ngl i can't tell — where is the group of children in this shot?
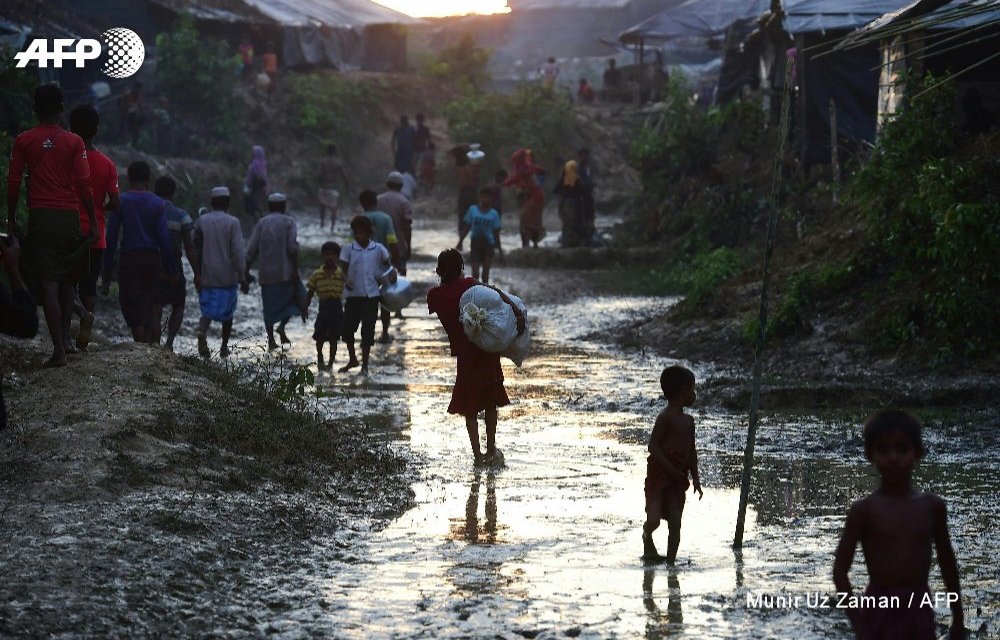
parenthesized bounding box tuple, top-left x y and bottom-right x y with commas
(643, 365, 965, 639)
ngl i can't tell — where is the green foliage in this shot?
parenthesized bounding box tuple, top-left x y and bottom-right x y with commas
(629, 76, 719, 192)
(850, 75, 1000, 356)
(742, 264, 857, 342)
(444, 84, 576, 175)
(419, 34, 491, 90)
(639, 247, 742, 305)
(0, 45, 36, 137)
(155, 15, 242, 145)
(284, 73, 378, 159)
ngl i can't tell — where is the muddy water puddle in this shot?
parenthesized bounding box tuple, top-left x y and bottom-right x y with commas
(73, 216, 998, 637)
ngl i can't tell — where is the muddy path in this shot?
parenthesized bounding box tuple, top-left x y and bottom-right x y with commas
(4, 212, 995, 638)
(238, 215, 998, 637)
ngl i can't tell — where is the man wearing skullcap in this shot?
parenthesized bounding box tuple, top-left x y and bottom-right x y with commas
(193, 186, 246, 358)
(245, 192, 305, 350)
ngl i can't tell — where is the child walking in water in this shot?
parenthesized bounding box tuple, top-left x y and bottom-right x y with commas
(428, 248, 524, 466)
(642, 365, 702, 563)
(833, 409, 964, 640)
(303, 241, 344, 371)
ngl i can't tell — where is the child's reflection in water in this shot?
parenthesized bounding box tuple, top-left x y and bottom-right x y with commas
(643, 568, 683, 637)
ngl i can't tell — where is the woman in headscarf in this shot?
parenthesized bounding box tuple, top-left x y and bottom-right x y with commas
(503, 148, 546, 248)
(244, 145, 269, 220)
(554, 149, 593, 248)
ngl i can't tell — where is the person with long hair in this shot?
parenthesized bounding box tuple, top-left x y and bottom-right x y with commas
(427, 248, 525, 466)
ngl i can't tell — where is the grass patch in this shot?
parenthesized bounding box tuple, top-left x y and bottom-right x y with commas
(627, 247, 742, 304)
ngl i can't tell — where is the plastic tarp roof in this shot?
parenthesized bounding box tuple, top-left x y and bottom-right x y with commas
(511, 0, 631, 10)
(241, 0, 419, 27)
(858, 0, 1000, 32)
(781, 0, 905, 33)
(620, 0, 770, 42)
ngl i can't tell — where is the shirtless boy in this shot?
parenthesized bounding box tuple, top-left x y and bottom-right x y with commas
(833, 409, 964, 639)
(642, 365, 703, 563)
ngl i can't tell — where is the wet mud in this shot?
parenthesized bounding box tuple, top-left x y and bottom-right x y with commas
(2, 213, 996, 637)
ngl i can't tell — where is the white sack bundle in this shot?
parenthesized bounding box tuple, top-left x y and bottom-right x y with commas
(501, 294, 530, 366)
(459, 285, 518, 353)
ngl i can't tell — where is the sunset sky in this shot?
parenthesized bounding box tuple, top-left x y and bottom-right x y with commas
(373, 0, 510, 18)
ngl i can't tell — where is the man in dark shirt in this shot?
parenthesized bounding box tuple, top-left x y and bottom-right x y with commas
(391, 115, 416, 174)
(1, 236, 39, 430)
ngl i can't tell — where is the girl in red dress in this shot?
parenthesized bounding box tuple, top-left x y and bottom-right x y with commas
(428, 248, 525, 465)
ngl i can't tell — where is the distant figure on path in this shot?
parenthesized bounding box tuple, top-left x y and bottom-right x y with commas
(103, 161, 176, 344)
(578, 78, 595, 103)
(554, 148, 595, 248)
(358, 189, 400, 343)
(245, 192, 304, 351)
(303, 241, 344, 371)
(391, 115, 416, 174)
(413, 113, 433, 188)
(7, 84, 96, 367)
(244, 145, 268, 220)
(339, 215, 392, 376)
(194, 186, 247, 358)
(428, 248, 524, 466)
(642, 365, 702, 563)
(317, 144, 350, 229)
(602, 59, 622, 101)
(68, 104, 119, 351)
(451, 144, 481, 243)
(151, 176, 199, 351)
(377, 172, 413, 275)
(503, 148, 546, 248)
(833, 410, 964, 640)
(456, 187, 502, 284)
(540, 57, 559, 88)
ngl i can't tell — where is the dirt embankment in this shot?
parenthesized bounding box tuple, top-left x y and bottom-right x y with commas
(0, 333, 413, 635)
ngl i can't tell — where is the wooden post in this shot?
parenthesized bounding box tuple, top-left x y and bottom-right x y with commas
(796, 33, 807, 167)
(734, 53, 795, 550)
(637, 38, 646, 106)
(829, 98, 840, 204)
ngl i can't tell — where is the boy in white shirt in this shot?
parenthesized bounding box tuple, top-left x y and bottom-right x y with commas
(338, 215, 392, 375)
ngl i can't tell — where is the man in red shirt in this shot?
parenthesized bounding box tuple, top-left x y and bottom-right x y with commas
(69, 104, 120, 350)
(6, 84, 96, 367)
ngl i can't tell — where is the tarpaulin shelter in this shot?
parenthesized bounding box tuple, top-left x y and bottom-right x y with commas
(148, 0, 419, 71)
(756, 0, 905, 166)
(618, 0, 771, 104)
(835, 0, 1000, 129)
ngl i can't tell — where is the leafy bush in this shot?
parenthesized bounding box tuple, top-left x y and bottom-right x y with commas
(742, 263, 857, 343)
(444, 84, 576, 176)
(0, 45, 36, 138)
(155, 15, 242, 146)
(850, 75, 1000, 356)
(639, 247, 742, 305)
(419, 34, 491, 90)
(284, 72, 378, 159)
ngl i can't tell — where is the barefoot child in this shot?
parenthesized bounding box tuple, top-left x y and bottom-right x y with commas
(456, 187, 502, 284)
(642, 365, 703, 563)
(833, 409, 964, 640)
(428, 248, 524, 466)
(303, 241, 344, 371)
(339, 215, 391, 376)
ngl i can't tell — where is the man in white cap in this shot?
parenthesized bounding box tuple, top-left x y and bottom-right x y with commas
(376, 172, 413, 276)
(245, 192, 305, 350)
(193, 186, 247, 358)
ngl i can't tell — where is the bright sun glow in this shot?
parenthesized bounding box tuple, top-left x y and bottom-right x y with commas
(373, 0, 510, 17)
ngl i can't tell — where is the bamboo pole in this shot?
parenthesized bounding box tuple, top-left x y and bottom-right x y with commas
(733, 53, 795, 550)
(829, 98, 840, 204)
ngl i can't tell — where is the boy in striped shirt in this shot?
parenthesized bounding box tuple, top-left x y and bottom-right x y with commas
(303, 241, 344, 371)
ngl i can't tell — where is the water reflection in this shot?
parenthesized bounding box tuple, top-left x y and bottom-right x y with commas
(448, 470, 500, 545)
(643, 568, 683, 638)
